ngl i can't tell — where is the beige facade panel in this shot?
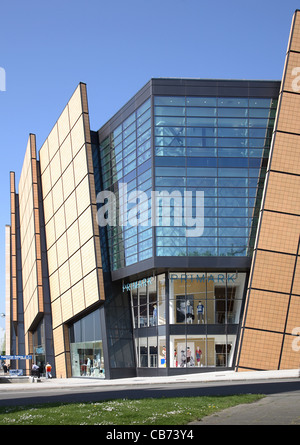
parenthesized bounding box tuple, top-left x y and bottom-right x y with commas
(280, 335, 300, 369)
(52, 297, 62, 330)
(69, 250, 83, 285)
(244, 289, 289, 333)
(47, 124, 60, 164)
(84, 269, 99, 307)
(5, 225, 11, 355)
(257, 211, 300, 255)
(237, 10, 300, 371)
(250, 250, 295, 294)
(66, 221, 80, 256)
(68, 84, 83, 129)
(73, 145, 88, 185)
(290, 11, 300, 52)
(61, 289, 73, 323)
(291, 261, 300, 295)
(62, 162, 75, 200)
(60, 134, 73, 174)
(282, 51, 300, 94)
(72, 280, 85, 314)
(18, 135, 44, 333)
(53, 325, 66, 356)
(264, 171, 300, 215)
(71, 114, 85, 157)
(54, 352, 68, 379)
(57, 105, 70, 146)
(238, 329, 283, 370)
(270, 132, 300, 176)
(39, 83, 105, 378)
(285, 295, 300, 334)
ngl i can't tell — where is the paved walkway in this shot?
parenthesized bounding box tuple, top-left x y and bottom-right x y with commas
(1, 369, 299, 425)
(0, 368, 299, 390)
(190, 391, 300, 425)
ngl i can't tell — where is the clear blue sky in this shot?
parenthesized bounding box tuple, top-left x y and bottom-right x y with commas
(0, 0, 298, 328)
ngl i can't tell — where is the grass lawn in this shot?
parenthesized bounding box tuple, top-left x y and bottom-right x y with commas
(0, 394, 264, 425)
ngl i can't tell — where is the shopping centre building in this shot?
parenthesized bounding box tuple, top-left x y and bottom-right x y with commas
(5, 10, 300, 378)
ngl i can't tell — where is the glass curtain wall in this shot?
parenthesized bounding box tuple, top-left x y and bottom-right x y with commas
(32, 319, 46, 375)
(154, 96, 277, 257)
(130, 272, 245, 369)
(69, 309, 105, 378)
(99, 98, 152, 270)
(169, 272, 246, 368)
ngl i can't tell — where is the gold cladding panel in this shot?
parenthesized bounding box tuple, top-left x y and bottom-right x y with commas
(75, 176, 91, 216)
(50, 150, 62, 188)
(290, 261, 300, 295)
(290, 11, 300, 52)
(39, 140, 49, 174)
(57, 105, 70, 146)
(73, 146, 88, 185)
(81, 238, 96, 277)
(41, 165, 52, 199)
(60, 134, 73, 174)
(47, 124, 60, 163)
(285, 295, 300, 334)
(282, 51, 300, 93)
(69, 250, 83, 286)
(264, 171, 300, 215)
(52, 298, 62, 329)
(68, 84, 83, 129)
(270, 132, 300, 176)
(64, 191, 78, 228)
(61, 289, 73, 323)
(257, 211, 300, 255)
(71, 280, 85, 314)
(66, 221, 80, 257)
(62, 163, 75, 200)
(56, 233, 68, 268)
(280, 335, 300, 369)
(250, 250, 295, 294)
(243, 289, 289, 332)
(71, 115, 85, 157)
(238, 329, 283, 370)
(52, 180, 64, 214)
(277, 92, 300, 135)
(78, 208, 94, 246)
(84, 269, 99, 307)
(58, 261, 71, 295)
(54, 205, 66, 240)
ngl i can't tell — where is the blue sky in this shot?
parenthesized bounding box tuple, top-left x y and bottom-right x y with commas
(0, 0, 298, 328)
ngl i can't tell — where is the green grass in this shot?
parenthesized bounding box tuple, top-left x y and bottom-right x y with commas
(0, 394, 264, 425)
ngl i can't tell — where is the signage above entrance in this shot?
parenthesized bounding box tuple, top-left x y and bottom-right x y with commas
(0, 355, 32, 360)
(169, 273, 237, 283)
(123, 277, 154, 292)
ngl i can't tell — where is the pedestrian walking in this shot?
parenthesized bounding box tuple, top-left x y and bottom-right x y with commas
(31, 363, 40, 378)
(45, 362, 52, 379)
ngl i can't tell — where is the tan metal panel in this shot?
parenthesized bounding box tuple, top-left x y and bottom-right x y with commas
(237, 10, 300, 372)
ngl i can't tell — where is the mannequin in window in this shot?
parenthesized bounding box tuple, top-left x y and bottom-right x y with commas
(197, 301, 205, 324)
(186, 300, 194, 324)
(153, 304, 157, 326)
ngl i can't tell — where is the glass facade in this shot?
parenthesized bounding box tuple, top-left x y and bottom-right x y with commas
(99, 98, 152, 270)
(154, 96, 277, 257)
(69, 309, 105, 378)
(32, 319, 46, 375)
(95, 81, 280, 375)
(130, 272, 246, 369)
